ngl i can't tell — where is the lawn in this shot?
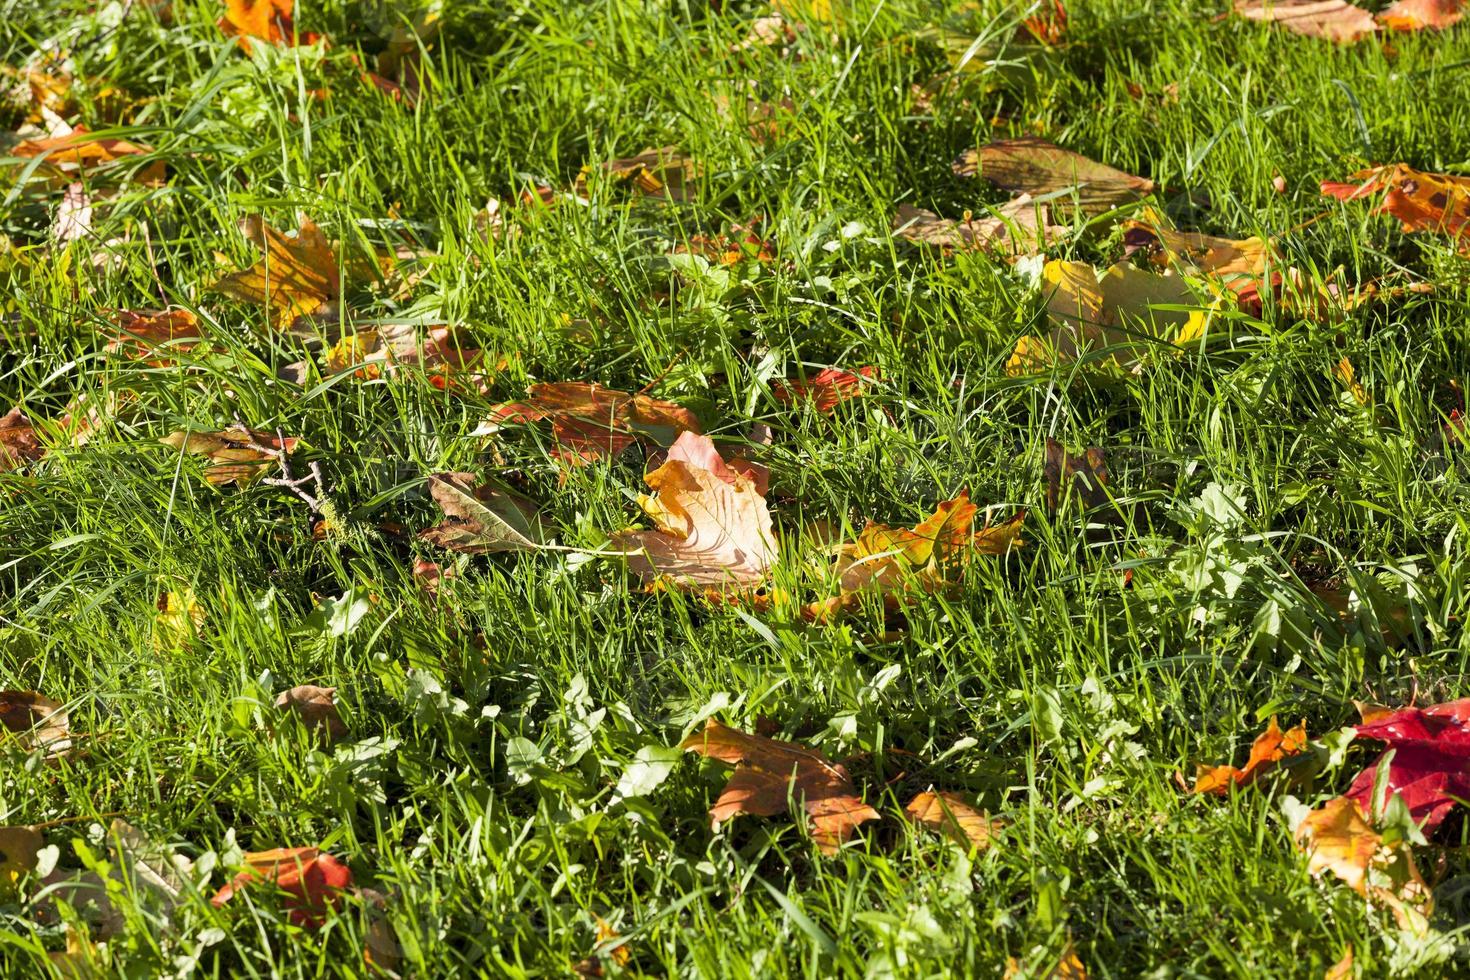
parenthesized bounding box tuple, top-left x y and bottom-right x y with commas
(2, 0, 1470, 976)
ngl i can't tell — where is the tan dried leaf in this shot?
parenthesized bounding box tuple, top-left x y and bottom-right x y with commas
(1234, 1, 1378, 42)
(275, 685, 348, 743)
(0, 691, 71, 759)
(905, 791, 1001, 851)
(953, 138, 1153, 215)
(159, 426, 298, 486)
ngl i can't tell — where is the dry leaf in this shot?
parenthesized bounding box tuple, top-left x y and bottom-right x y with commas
(1325, 945, 1353, 980)
(953, 138, 1153, 216)
(53, 182, 91, 243)
(771, 366, 876, 413)
(0, 407, 45, 470)
(412, 558, 456, 598)
(219, 0, 321, 48)
(1377, 0, 1464, 30)
(1120, 208, 1271, 285)
(1191, 717, 1307, 794)
(1023, 0, 1069, 44)
(1007, 260, 1215, 376)
(1043, 438, 1110, 512)
(211, 217, 384, 328)
(1321, 164, 1470, 256)
(905, 791, 1001, 851)
(106, 309, 202, 362)
(159, 426, 298, 486)
(1234, 1, 1379, 42)
(275, 685, 348, 743)
(325, 324, 494, 392)
(610, 432, 777, 591)
(11, 127, 160, 183)
(680, 719, 880, 853)
(0, 691, 71, 759)
(893, 198, 1067, 255)
(0, 825, 43, 897)
(482, 381, 700, 466)
(1005, 943, 1088, 979)
(418, 472, 545, 554)
(578, 146, 699, 202)
(211, 847, 353, 927)
(1294, 796, 1432, 932)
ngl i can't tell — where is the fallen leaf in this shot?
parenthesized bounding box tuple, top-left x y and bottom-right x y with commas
(680, 719, 879, 853)
(1234, 0, 1379, 42)
(1376, 0, 1463, 30)
(656, 426, 769, 496)
(418, 472, 545, 554)
(1325, 945, 1353, 980)
(771, 366, 877, 413)
(1043, 438, 1110, 511)
(0, 825, 42, 897)
(219, 0, 322, 48)
(1191, 717, 1307, 794)
(905, 791, 1001, 851)
(212, 217, 384, 328)
(893, 198, 1068, 255)
(154, 586, 204, 650)
(1341, 699, 1470, 832)
(275, 685, 348, 743)
(1322, 164, 1470, 255)
(412, 558, 456, 597)
(325, 324, 494, 392)
(212, 847, 353, 927)
(578, 146, 699, 202)
(53, 182, 91, 243)
(1005, 943, 1088, 979)
(11, 127, 160, 182)
(0, 690, 71, 759)
(159, 426, 298, 486)
(481, 382, 700, 466)
(1334, 357, 1370, 406)
(1023, 0, 1069, 44)
(1121, 208, 1272, 284)
(0, 406, 45, 470)
(610, 432, 777, 591)
(1007, 260, 1214, 375)
(953, 138, 1153, 216)
(105, 309, 203, 362)
(1294, 796, 1432, 931)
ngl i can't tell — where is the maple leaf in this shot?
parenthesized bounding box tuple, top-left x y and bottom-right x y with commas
(325, 325, 495, 392)
(1233, 0, 1378, 42)
(1377, 0, 1464, 30)
(893, 198, 1067, 255)
(905, 791, 1002, 851)
(1006, 260, 1215, 376)
(953, 138, 1153, 216)
(1340, 699, 1470, 832)
(211, 217, 385, 328)
(577, 147, 699, 202)
(1294, 796, 1433, 932)
(1121, 209, 1271, 283)
(610, 432, 777, 591)
(159, 426, 298, 486)
(418, 472, 545, 554)
(275, 685, 348, 743)
(771, 366, 877, 413)
(1191, 717, 1307, 795)
(1321, 164, 1470, 256)
(0, 406, 44, 471)
(680, 719, 880, 853)
(105, 309, 203, 363)
(211, 847, 353, 927)
(0, 690, 71, 760)
(481, 382, 700, 466)
(1043, 438, 1110, 512)
(219, 0, 322, 49)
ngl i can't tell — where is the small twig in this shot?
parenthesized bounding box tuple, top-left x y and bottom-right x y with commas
(237, 420, 326, 512)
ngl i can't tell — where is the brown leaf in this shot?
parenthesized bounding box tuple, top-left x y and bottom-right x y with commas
(1191, 717, 1307, 794)
(680, 719, 879, 853)
(905, 791, 1001, 851)
(953, 138, 1153, 216)
(106, 309, 203, 363)
(275, 685, 348, 743)
(159, 426, 298, 486)
(1234, 0, 1379, 42)
(412, 558, 456, 598)
(0, 825, 43, 897)
(11, 127, 161, 183)
(1322, 164, 1470, 256)
(0, 407, 45, 471)
(211, 217, 385, 328)
(0, 691, 71, 759)
(1377, 0, 1464, 29)
(578, 146, 699, 202)
(1120, 208, 1272, 284)
(1043, 438, 1110, 512)
(482, 381, 700, 466)
(610, 432, 777, 591)
(418, 472, 545, 554)
(893, 198, 1068, 255)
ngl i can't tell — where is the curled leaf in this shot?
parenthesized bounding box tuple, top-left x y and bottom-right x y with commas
(481, 382, 700, 466)
(418, 472, 545, 554)
(1191, 717, 1307, 795)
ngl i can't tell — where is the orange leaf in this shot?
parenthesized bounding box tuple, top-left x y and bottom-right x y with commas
(211, 217, 383, 328)
(905, 791, 1002, 851)
(219, 0, 322, 48)
(1191, 717, 1307, 794)
(1377, 0, 1463, 30)
(160, 426, 298, 486)
(680, 719, 879, 853)
(106, 309, 202, 363)
(837, 491, 1024, 596)
(1293, 797, 1432, 931)
(483, 382, 700, 466)
(1321, 164, 1470, 254)
(11, 127, 161, 183)
(610, 432, 777, 591)
(0, 407, 44, 471)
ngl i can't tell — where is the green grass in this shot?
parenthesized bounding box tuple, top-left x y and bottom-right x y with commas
(3, 0, 1470, 975)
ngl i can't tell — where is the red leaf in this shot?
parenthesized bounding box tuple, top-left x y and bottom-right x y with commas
(211, 848, 353, 928)
(1344, 699, 1470, 831)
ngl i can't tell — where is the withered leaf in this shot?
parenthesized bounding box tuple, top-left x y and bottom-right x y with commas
(482, 382, 700, 466)
(1043, 438, 1110, 512)
(1377, 0, 1464, 30)
(610, 432, 777, 591)
(0, 691, 71, 759)
(275, 685, 348, 744)
(211, 217, 385, 328)
(1233, 0, 1378, 42)
(219, 0, 321, 48)
(1294, 796, 1432, 932)
(160, 426, 298, 486)
(905, 791, 1001, 851)
(106, 309, 203, 362)
(0, 825, 43, 896)
(325, 325, 494, 393)
(953, 138, 1153, 216)
(578, 147, 699, 202)
(680, 719, 880, 853)
(418, 472, 545, 554)
(1322, 164, 1470, 256)
(893, 198, 1067, 255)
(1191, 717, 1307, 795)
(0, 407, 44, 471)
(11, 127, 161, 183)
